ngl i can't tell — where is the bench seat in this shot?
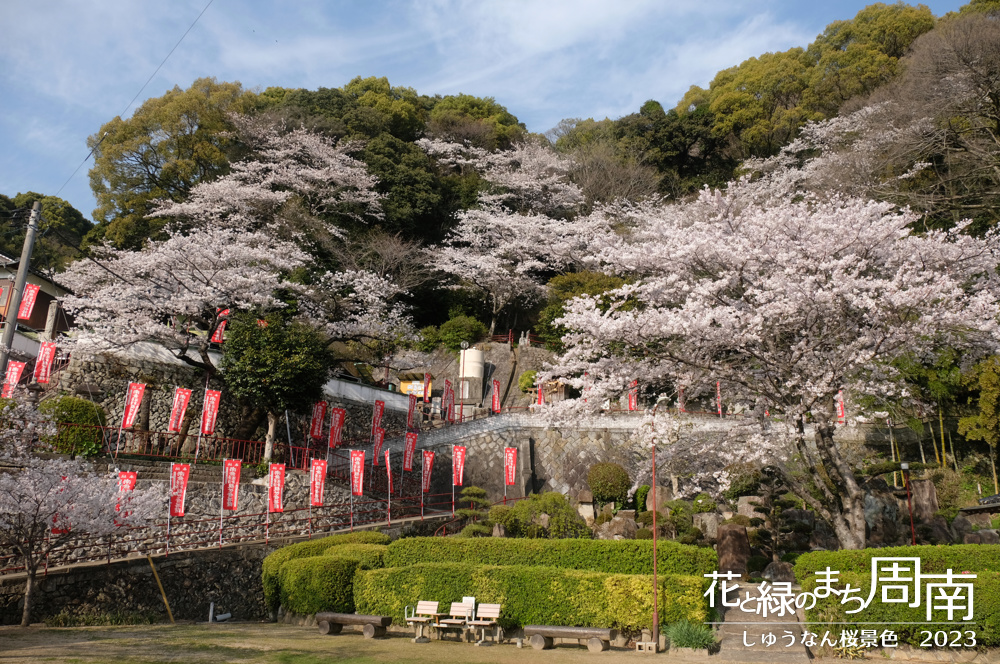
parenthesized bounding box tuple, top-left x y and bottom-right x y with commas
(524, 625, 617, 652)
(315, 612, 391, 638)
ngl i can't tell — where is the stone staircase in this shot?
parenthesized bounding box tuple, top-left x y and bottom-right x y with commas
(717, 584, 812, 662)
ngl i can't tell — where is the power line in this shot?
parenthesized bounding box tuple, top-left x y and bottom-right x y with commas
(53, 0, 216, 199)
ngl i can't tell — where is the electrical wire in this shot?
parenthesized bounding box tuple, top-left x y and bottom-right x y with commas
(53, 0, 216, 199)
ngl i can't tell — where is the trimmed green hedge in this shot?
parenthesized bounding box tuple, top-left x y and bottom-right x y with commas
(795, 545, 1000, 580)
(263, 531, 390, 609)
(354, 562, 710, 631)
(278, 556, 363, 615)
(802, 571, 1000, 647)
(383, 537, 717, 575)
(322, 543, 386, 569)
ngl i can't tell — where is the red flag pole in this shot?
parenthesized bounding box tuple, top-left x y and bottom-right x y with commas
(219, 459, 225, 549)
(350, 462, 354, 532)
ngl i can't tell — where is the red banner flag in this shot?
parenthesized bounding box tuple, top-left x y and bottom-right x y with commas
(201, 389, 222, 436)
(837, 390, 846, 424)
(373, 427, 385, 464)
(371, 399, 384, 438)
(328, 407, 345, 448)
(222, 459, 241, 511)
(504, 447, 517, 486)
(492, 378, 501, 413)
(406, 393, 417, 429)
(121, 382, 146, 428)
(116, 471, 137, 515)
(210, 308, 229, 343)
(33, 341, 57, 383)
(1, 360, 25, 398)
(268, 463, 285, 513)
(537, 383, 544, 406)
(17, 283, 40, 320)
(423, 372, 431, 402)
(168, 387, 192, 432)
(716, 381, 722, 417)
(385, 450, 393, 494)
(453, 445, 466, 486)
(169, 463, 190, 517)
(403, 431, 418, 471)
(310, 400, 327, 439)
(310, 459, 327, 507)
(628, 380, 638, 411)
(350, 450, 365, 496)
(422, 450, 434, 493)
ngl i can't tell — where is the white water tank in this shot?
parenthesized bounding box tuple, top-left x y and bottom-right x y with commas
(459, 348, 485, 401)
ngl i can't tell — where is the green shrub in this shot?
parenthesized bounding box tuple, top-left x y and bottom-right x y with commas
(438, 316, 487, 351)
(323, 543, 386, 569)
(635, 485, 651, 512)
(262, 531, 390, 609)
(39, 396, 107, 456)
(794, 545, 1000, 581)
(722, 464, 762, 501)
(416, 325, 440, 352)
(588, 462, 630, 508)
(802, 570, 1000, 646)
(666, 620, 717, 649)
(354, 562, 710, 631)
(383, 537, 717, 576)
(277, 556, 362, 615)
(636, 528, 654, 540)
(518, 370, 537, 393)
(692, 493, 717, 514)
(459, 524, 493, 538)
(780, 552, 801, 564)
(724, 515, 751, 527)
(747, 555, 769, 574)
(488, 492, 590, 539)
(45, 608, 159, 626)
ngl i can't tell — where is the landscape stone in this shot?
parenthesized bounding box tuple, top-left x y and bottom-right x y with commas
(492, 523, 506, 537)
(736, 496, 763, 519)
(909, 480, 939, 522)
(594, 514, 637, 540)
(762, 561, 796, 584)
(716, 524, 751, 576)
(645, 486, 673, 513)
(980, 530, 1000, 544)
(693, 512, 720, 539)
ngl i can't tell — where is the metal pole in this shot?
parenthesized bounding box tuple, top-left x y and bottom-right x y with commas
(219, 459, 225, 549)
(0, 201, 40, 378)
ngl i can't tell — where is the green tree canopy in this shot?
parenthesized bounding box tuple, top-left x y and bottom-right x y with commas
(0, 192, 92, 272)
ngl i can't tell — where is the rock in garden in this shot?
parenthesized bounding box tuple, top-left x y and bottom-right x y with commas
(716, 524, 751, 576)
(594, 514, 637, 540)
(762, 561, 796, 584)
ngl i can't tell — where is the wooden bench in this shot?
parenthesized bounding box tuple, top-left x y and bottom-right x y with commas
(435, 601, 475, 640)
(467, 603, 502, 646)
(315, 612, 392, 638)
(523, 625, 617, 652)
(404, 601, 442, 643)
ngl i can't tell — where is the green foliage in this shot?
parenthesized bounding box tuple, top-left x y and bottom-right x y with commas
(1, 192, 93, 271)
(322, 543, 386, 570)
(692, 493, 717, 514)
(724, 514, 752, 527)
(458, 524, 493, 538)
(354, 562, 710, 630)
(722, 464, 762, 501)
(587, 462, 631, 508)
(747, 556, 769, 574)
(535, 272, 627, 351)
(455, 486, 490, 524)
(636, 528, 654, 540)
(39, 396, 107, 456)
(277, 556, 362, 615)
(929, 467, 980, 520)
(382, 536, 717, 576)
(221, 314, 334, 418)
(666, 620, 718, 649)
(87, 77, 257, 250)
(635, 485, 651, 512)
(517, 370, 537, 394)
(487, 492, 590, 539)
(45, 608, 159, 626)
(416, 326, 440, 352)
(262, 531, 390, 609)
(437, 315, 487, 351)
(795, 545, 1000, 580)
(427, 93, 525, 150)
(960, 355, 1000, 493)
(802, 570, 1000, 646)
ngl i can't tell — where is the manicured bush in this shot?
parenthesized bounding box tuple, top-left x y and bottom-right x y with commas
(667, 620, 718, 649)
(636, 528, 654, 539)
(39, 396, 107, 456)
(458, 524, 492, 538)
(416, 325, 440, 352)
(438, 315, 487, 351)
(277, 556, 362, 615)
(322, 543, 386, 569)
(634, 485, 651, 512)
(489, 491, 590, 539)
(587, 462, 630, 508)
(794, 545, 1000, 581)
(692, 493, 717, 514)
(354, 562, 710, 631)
(383, 537, 717, 576)
(262, 531, 390, 609)
(518, 370, 537, 393)
(801, 570, 1000, 647)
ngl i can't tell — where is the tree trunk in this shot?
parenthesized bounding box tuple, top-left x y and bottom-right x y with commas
(232, 406, 266, 442)
(21, 569, 35, 627)
(178, 410, 196, 456)
(264, 412, 279, 461)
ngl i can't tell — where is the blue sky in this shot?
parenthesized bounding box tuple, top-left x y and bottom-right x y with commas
(0, 0, 967, 224)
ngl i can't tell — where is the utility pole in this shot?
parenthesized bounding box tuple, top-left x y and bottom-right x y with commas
(0, 201, 41, 378)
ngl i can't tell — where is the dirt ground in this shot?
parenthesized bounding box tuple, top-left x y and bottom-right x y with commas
(0, 622, 709, 664)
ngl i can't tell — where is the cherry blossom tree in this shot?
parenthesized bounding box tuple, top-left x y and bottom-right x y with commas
(548, 179, 1000, 549)
(0, 400, 165, 626)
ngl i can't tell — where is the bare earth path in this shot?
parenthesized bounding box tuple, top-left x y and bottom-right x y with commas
(0, 622, 713, 664)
